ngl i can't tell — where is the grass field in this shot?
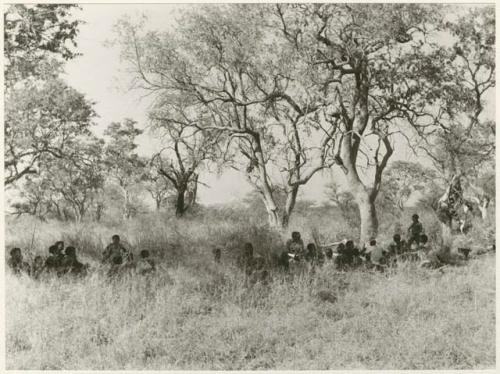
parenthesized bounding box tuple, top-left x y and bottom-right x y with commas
(5, 212, 496, 370)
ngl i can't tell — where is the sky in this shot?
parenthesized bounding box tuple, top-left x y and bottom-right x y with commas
(60, 4, 494, 206)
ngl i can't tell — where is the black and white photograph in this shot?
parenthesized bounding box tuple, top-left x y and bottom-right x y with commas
(3, 1, 496, 370)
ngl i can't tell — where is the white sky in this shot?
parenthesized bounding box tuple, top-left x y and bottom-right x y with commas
(61, 4, 494, 205)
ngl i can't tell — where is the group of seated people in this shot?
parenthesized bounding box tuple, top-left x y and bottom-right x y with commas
(7, 234, 156, 279)
(280, 214, 450, 270)
(7, 214, 477, 281)
(8, 241, 89, 279)
(217, 214, 469, 275)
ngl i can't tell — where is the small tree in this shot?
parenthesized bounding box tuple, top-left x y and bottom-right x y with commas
(142, 161, 174, 211)
(103, 119, 146, 220)
(149, 102, 221, 217)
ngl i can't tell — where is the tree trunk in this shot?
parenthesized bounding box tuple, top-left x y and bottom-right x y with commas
(355, 190, 378, 246)
(155, 197, 162, 211)
(478, 198, 490, 221)
(123, 188, 131, 220)
(175, 186, 187, 217)
(281, 186, 299, 229)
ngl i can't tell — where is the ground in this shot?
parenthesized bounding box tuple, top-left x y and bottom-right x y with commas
(4, 212, 496, 370)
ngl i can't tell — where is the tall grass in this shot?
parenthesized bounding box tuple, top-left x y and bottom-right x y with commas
(5, 213, 496, 370)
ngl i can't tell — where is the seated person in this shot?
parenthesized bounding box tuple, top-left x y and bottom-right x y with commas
(365, 239, 387, 266)
(136, 250, 156, 275)
(31, 255, 45, 280)
(7, 247, 30, 275)
(388, 234, 406, 256)
(45, 245, 65, 273)
(103, 234, 130, 265)
(286, 231, 305, 259)
(61, 246, 87, 276)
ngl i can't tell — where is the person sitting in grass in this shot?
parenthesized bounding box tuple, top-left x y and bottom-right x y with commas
(136, 250, 156, 275)
(365, 239, 388, 270)
(407, 214, 424, 249)
(212, 247, 222, 264)
(304, 243, 317, 263)
(45, 244, 65, 274)
(61, 246, 87, 276)
(324, 247, 334, 261)
(103, 234, 130, 265)
(335, 240, 360, 269)
(388, 234, 406, 256)
(286, 231, 305, 260)
(31, 255, 45, 280)
(7, 247, 30, 275)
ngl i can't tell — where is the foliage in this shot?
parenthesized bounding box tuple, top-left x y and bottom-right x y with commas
(4, 4, 81, 85)
(5, 78, 95, 186)
(103, 119, 146, 219)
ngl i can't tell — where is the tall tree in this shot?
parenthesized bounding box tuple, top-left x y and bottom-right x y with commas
(5, 79, 95, 185)
(4, 4, 94, 187)
(274, 4, 448, 243)
(142, 160, 174, 211)
(113, 5, 338, 228)
(417, 7, 495, 181)
(103, 119, 146, 220)
(148, 102, 221, 217)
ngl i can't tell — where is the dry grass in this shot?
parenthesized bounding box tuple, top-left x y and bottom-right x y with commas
(5, 214, 496, 370)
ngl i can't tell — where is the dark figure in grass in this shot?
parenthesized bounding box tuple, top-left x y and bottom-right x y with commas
(45, 244, 65, 274)
(103, 234, 130, 265)
(407, 214, 424, 249)
(136, 250, 156, 275)
(335, 240, 361, 269)
(286, 231, 305, 260)
(277, 251, 290, 271)
(31, 255, 45, 280)
(388, 234, 406, 256)
(61, 246, 87, 276)
(324, 247, 334, 261)
(212, 247, 222, 264)
(7, 247, 30, 275)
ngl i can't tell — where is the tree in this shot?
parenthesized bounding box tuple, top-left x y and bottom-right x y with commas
(5, 78, 95, 186)
(148, 102, 221, 217)
(45, 136, 105, 221)
(103, 119, 146, 220)
(4, 5, 93, 187)
(380, 161, 438, 214)
(4, 4, 81, 85)
(275, 4, 443, 243)
(113, 5, 338, 228)
(417, 7, 495, 181)
(142, 161, 174, 211)
(325, 181, 359, 228)
(12, 135, 105, 221)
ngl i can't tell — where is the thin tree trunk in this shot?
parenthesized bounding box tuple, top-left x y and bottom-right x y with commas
(356, 190, 378, 246)
(281, 186, 299, 229)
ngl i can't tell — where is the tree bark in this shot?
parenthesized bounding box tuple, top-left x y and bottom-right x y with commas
(355, 190, 378, 245)
(175, 185, 187, 217)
